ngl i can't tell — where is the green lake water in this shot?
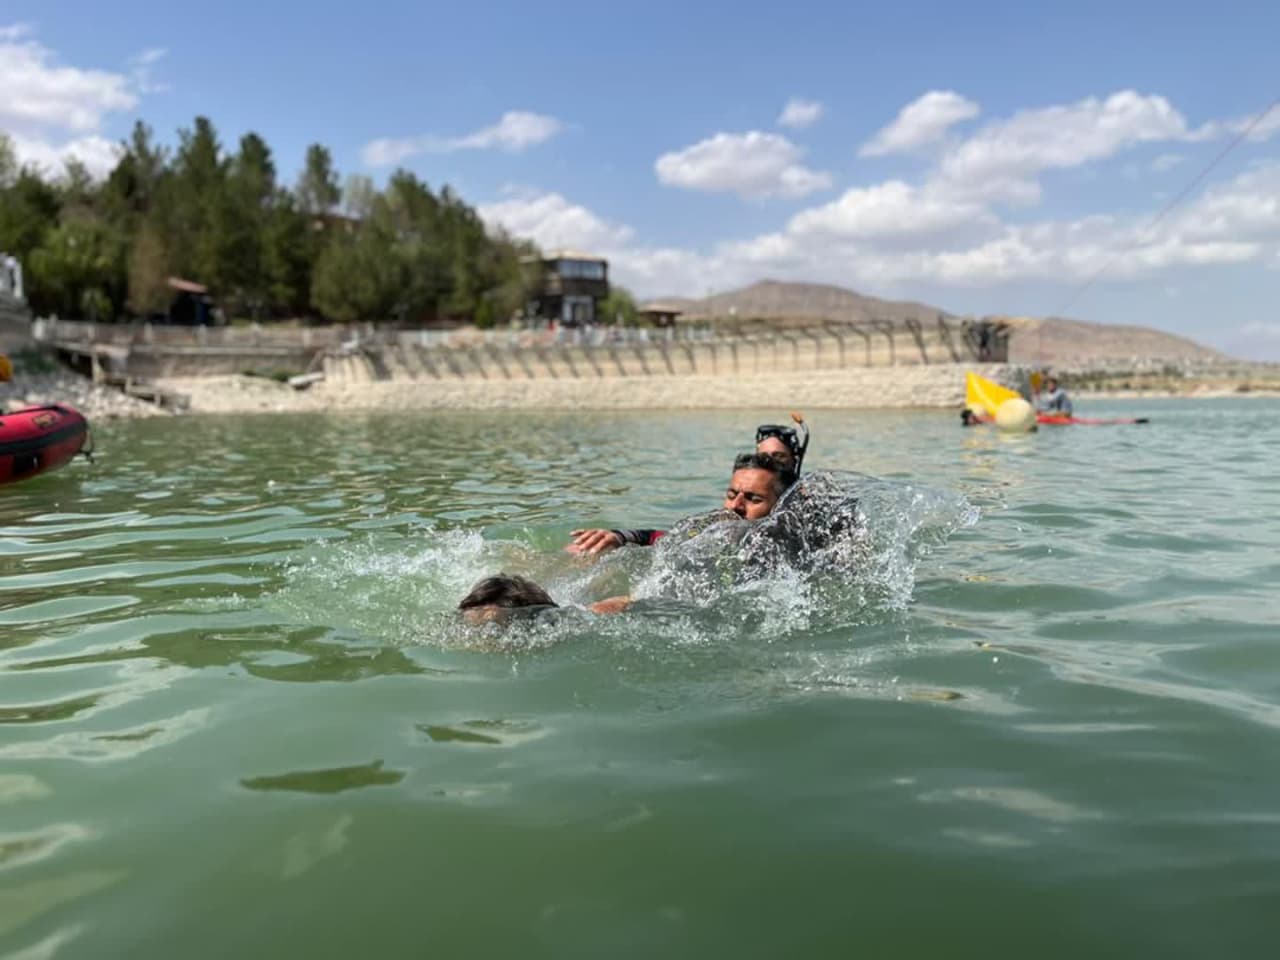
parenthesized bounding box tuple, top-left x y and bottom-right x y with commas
(2, 399, 1278, 958)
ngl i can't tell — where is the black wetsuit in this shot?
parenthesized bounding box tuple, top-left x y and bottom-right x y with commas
(612, 528, 666, 546)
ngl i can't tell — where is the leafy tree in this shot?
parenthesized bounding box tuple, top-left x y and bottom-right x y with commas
(297, 144, 340, 216)
(0, 168, 60, 262)
(2, 117, 544, 325)
(341, 174, 377, 219)
(102, 122, 169, 226)
(263, 190, 312, 316)
(168, 116, 227, 287)
(599, 285, 638, 325)
(127, 218, 171, 316)
(0, 133, 16, 187)
(29, 220, 125, 320)
(219, 132, 278, 316)
(311, 224, 405, 323)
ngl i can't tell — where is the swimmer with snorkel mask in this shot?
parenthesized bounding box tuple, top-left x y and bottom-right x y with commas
(565, 413, 810, 555)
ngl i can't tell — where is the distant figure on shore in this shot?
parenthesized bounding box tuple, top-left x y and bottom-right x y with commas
(1036, 376, 1073, 417)
(567, 418, 807, 555)
(0, 254, 23, 300)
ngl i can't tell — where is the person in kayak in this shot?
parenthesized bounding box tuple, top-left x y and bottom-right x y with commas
(566, 418, 808, 555)
(1035, 375, 1073, 417)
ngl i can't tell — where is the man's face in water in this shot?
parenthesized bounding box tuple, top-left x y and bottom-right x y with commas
(724, 467, 781, 520)
(755, 436, 794, 468)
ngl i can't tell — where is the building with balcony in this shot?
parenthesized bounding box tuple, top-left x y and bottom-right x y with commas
(525, 250, 609, 327)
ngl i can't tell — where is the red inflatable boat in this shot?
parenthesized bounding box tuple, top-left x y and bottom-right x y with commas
(0, 405, 91, 485)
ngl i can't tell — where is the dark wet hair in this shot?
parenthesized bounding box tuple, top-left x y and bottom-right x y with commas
(458, 574, 557, 611)
(731, 452, 797, 495)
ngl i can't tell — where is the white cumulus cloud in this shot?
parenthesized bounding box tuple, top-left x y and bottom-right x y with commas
(654, 131, 832, 199)
(0, 27, 137, 133)
(361, 111, 562, 167)
(1151, 153, 1184, 173)
(0, 25, 155, 178)
(477, 93, 1280, 310)
(937, 91, 1191, 200)
(788, 180, 993, 241)
(478, 189, 634, 252)
(859, 91, 980, 157)
(128, 46, 169, 94)
(778, 98, 823, 129)
(6, 132, 122, 179)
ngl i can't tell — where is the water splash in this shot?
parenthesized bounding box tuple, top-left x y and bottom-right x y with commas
(267, 471, 976, 653)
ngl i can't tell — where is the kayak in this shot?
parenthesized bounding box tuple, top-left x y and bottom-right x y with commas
(964, 410, 1149, 427)
(964, 372, 1149, 426)
(1036, 415, 1149, 426)
(0, 404, 91, 485)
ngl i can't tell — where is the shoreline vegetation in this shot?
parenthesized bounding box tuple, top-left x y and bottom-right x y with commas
(0, 119, 555, 330)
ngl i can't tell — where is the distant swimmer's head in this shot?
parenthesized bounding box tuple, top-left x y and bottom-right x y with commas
(756, 433, 795, 467)
(457, 574, 558, 625)
(725, 452, 795, 520)
(755, 414, 809, 473)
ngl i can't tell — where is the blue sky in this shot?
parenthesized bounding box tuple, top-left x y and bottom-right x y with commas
(4, 0, 1279, 358)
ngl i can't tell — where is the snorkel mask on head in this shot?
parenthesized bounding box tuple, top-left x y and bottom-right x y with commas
(755, 411, 810, 475)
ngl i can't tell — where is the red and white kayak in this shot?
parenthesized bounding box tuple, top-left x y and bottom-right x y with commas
(963, 411, 1150, 427)
(1035, 414, 1150, 426)
(0, 405, 91, 485)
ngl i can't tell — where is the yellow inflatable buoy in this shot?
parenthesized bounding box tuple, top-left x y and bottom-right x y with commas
(965, 371, 1021, 417)
(994, 397, 1036, 432)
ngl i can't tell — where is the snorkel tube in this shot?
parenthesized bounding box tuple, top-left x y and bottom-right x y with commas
(789, 411, 809, 474)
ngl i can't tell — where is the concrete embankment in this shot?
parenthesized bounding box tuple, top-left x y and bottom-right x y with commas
(156, 363, 1016, 416)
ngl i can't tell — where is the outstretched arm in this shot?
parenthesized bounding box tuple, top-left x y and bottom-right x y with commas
(566, 528, 665, 554)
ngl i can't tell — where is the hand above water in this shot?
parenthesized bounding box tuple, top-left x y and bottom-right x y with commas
(566, 528, 622, 555)
(589, 595, 633, 614)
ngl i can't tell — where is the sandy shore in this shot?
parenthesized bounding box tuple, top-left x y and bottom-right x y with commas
(154, 364, 1011, 416)
(7, 364, 1272, 421)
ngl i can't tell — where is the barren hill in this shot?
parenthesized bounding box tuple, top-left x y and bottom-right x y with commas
(677, 280, 954, 325)
(998, 315, 1225, 364)
(654, 280, 1226, 364)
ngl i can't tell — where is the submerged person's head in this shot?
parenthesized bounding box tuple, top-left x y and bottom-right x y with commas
(457, 574, 557, 625)
(724, 452, 795, 520)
